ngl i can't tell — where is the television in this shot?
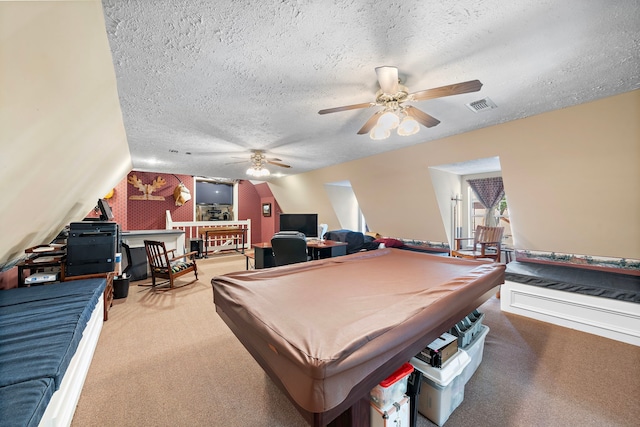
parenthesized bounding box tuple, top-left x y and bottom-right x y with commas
(97, 198, 114, 221)
(195, 181, 233, 205)
(279, 213, 318, 238)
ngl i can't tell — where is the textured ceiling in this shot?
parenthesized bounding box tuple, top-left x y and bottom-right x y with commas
(102, 0, 639, 179)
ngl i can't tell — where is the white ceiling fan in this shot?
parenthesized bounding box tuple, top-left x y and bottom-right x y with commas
(319, 66, 483, 139)
(227, 149, 291, 177)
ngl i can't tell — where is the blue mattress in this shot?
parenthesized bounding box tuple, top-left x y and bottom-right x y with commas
(0, 378, 55, 427)
(0, 279, 105, 425)
(505, 261, 640, 303)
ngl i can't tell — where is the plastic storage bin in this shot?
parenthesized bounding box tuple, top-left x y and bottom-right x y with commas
(411, 350, 470, 426)
(449, 310, 485, 348)
(370, 362, 414, 409)
(459, 324, 489, 384)
(370, 395, 410, 427)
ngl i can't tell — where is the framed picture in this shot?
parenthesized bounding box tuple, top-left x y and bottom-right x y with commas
(262, 203, 271, 217)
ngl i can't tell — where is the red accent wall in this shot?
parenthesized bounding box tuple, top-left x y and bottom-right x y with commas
(125, 172, 193, 230)
(254, 182, 281, 243)
(91, 172, 275, 243)
(85, 177, 129, 230)
(237, 180, 262, 243)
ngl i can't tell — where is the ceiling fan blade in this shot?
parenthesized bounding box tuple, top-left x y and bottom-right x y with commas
(410, 80, 483, 102)
(375, 66, 399, 94)
(266, 160, 291, 168)
(318, 102, 375, 115)
(404, 106, 441, 128)
(357, 111, 383, 135)
(225, 159, 250, 165)
(266, 157, 282, 162)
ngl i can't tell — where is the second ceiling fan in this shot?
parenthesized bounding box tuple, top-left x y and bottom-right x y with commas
(318, 66, 482, 139)
(227, 149, 291, 177)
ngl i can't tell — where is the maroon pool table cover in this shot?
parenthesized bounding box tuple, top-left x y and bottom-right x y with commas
(211, 248, 504, 415)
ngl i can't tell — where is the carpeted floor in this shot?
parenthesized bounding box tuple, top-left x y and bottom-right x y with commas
(71, 254, 640, 426)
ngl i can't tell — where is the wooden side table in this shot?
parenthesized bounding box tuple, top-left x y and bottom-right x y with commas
(17, 252, 66, 287)
(64, 272, 115, 321)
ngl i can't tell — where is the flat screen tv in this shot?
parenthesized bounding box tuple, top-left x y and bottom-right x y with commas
(279, 213, 318, 238)
(195, 181, 233, 205)
(97, 199, 114, 221)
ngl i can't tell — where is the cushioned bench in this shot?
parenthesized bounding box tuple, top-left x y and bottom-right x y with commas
(0, 278, 106, 426)
(500, 260, 640, 346)
(505, 261, 640, 303)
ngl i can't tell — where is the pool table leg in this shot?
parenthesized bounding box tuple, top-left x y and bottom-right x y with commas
(325, 395, 370, 427)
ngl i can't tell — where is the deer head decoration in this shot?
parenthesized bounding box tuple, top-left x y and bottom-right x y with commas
(127, 174, 167, 200)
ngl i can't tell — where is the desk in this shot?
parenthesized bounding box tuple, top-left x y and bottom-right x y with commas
(252, 240, 347, 269)
(121, 230, 185, 279)
(200, 227, 246, 257)
(121, 229, 185, 253)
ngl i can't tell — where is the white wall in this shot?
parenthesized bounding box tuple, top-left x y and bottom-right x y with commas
(324, 183, 360, 231)
(428, 169, 462, 246)
(0, 1, 131, 267)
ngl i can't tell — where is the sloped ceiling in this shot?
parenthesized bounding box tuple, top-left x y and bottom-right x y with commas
(104, 1, 639, 179)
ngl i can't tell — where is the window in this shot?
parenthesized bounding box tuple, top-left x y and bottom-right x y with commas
(468, 189, 512, 247)
(195, 179, 235, 221)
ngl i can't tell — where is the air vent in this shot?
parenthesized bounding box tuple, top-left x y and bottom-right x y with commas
(466, 97, 497, 113)
(169, 149, 179, 153)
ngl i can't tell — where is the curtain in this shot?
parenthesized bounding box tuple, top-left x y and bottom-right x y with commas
(467, 177, 504, 227)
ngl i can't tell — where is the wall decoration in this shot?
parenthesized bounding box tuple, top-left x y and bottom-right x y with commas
(127, 174, 167, 200)
(262, 203, 271, 217)
(172, 175, 191, 206)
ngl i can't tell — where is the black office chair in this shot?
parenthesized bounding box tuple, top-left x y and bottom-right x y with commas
(271, 232, 309, 266)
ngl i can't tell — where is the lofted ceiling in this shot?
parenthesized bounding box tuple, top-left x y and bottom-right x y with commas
(102, 0, 639, 180)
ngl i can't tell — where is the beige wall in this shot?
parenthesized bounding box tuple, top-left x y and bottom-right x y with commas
(0, 1, 131, 266)
(1, 1, 638, 267)
(270, 90, 640, 259)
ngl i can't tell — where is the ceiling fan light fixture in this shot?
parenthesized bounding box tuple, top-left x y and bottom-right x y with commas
(397, 116, 420, 136)
(370, 125, 391, 140)
(377, 111, 400, 130)
(246, 166, 270, 177)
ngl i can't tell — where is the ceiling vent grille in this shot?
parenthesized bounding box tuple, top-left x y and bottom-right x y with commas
(466, 97, 497, 113)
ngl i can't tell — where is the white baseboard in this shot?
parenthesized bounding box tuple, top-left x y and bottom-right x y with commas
(500, 280, 640, 346)
(39, 294, 104, 427)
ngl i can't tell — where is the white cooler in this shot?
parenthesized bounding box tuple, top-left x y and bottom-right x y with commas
(411, 350, 470, 426)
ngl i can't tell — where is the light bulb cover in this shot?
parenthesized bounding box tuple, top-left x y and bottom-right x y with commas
(370, 125, 391, 140)
(377, 111, 400, 130)
(397, 116, 420, 136)
(246, 166, 270, 177)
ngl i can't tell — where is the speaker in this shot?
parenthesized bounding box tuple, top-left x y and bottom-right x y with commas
(190, 238, 203, 258)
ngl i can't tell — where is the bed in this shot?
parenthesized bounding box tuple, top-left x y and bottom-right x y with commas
(501, 260, 640, 346)
(212, 248, 504, 426)
(0, 278, 106, 426)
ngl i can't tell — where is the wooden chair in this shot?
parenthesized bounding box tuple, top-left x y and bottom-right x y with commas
(143, 240, 198, 289)
(451, 226, 504, 261)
